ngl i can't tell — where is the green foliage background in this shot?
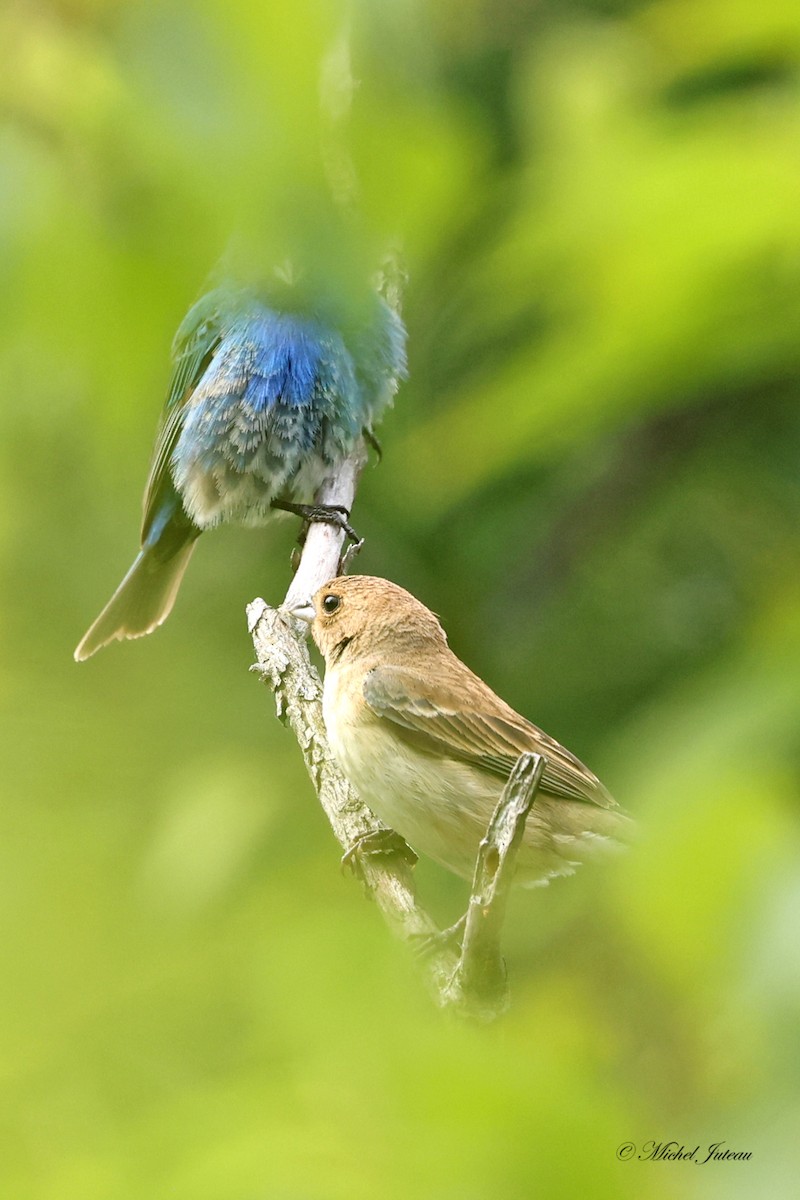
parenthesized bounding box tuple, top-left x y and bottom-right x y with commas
(2, 0, 799, 1196)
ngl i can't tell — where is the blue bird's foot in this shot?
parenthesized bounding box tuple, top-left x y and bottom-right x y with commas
(363, 428, 383, 462)
(270, 500, 361, 546)
(340, 534, 365, 573)
(289, 525, 364, 574)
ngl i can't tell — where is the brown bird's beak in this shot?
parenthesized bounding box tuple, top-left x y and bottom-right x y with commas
(286, 597, 315, 625)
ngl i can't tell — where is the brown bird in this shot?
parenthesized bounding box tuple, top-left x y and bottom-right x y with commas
(292, 575, 630, 886)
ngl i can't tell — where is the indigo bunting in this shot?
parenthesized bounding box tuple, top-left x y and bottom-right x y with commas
(75, 279, 406, 661)
(294, 575, 629, 885)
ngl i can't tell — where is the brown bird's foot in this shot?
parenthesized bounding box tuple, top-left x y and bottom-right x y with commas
(341, 828, 418, 875)
(411, 914, 467, 959)
(271, 499, 361, 546)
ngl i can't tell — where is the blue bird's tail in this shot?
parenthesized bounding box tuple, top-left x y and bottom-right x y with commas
(74, 530, 198, 662)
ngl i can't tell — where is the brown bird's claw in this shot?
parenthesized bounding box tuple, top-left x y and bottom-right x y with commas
(340, 828, 418, 876)
(411, 914, 467, 960)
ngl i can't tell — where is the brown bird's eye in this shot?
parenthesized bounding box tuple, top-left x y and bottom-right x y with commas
(322, 594, 340, 615)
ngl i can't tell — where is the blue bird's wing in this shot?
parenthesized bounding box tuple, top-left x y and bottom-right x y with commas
(351, 296, 407, 433)
(140, 287, 240, 544)
(362, 665, 616, 809)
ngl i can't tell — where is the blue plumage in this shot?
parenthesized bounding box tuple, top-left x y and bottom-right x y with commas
(75, 280, 406, 661)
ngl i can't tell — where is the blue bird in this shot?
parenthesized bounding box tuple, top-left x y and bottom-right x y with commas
(75, 278, 406, 661)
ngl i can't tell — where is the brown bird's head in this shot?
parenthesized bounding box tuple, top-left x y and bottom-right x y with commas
(291, 575, 448, 665)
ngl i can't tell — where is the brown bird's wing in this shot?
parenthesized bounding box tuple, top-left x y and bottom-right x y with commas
(362, 665, 615, 809)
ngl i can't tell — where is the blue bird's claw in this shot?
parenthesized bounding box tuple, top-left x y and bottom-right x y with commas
(340, 536, 365, 573)
(363, 428, 383, 462)
(270, 500, 361, 546)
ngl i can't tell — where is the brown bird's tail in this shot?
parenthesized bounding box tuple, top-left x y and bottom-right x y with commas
(74, 533, 198, 662)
